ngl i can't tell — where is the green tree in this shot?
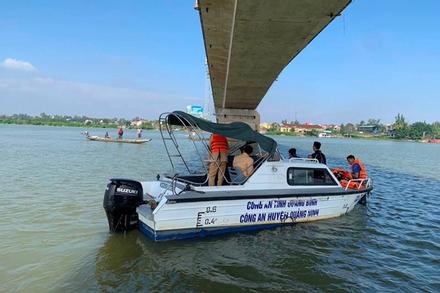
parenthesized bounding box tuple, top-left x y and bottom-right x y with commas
(393, 113, 409, 139)
(408, 122, 433, 139)
(432, 122, 440, 138)
(346, 123, 355, 133)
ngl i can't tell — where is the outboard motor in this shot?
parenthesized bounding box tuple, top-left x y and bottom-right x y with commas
(103, 179, 144, 232)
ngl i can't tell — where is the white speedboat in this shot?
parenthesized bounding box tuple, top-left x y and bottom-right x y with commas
(103, 111, 373, 241)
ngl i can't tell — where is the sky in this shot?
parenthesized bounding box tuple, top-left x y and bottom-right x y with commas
(0, 0, 439, 124)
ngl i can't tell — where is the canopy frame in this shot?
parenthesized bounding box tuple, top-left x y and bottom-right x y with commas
(158, 111, 279, 186)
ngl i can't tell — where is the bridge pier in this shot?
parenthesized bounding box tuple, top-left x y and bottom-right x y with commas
(215, 108, 260, 131)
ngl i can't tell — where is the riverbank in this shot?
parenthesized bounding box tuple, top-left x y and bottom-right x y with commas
(265, 130, 425, 143)
(0, 119, 156, 130)
(2, 122, 433, 143)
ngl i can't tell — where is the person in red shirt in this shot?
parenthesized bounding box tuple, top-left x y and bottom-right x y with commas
(208, 134, 229, 186)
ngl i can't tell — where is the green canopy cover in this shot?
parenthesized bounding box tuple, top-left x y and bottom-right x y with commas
(166, 111, 277, 155)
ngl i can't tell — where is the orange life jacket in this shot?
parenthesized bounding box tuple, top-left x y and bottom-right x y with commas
(210, 134, 229, 153)
(331, 167, 352, 180)
(352, 159, 367, 179)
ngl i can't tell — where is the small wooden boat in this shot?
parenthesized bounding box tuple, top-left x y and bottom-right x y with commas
(86, 135, 151, 144)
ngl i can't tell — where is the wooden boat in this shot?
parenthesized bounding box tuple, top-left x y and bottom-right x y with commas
(86, 135, 151, 144)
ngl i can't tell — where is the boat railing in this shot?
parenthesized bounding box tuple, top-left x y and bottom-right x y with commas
(288, 158, 319, 163)
(344, 178, 372, 191)
(159, 112, 210, 176)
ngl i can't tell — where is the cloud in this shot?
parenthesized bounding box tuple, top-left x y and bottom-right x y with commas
(0, 75, 203, 119)
(1, 58, 37, 72)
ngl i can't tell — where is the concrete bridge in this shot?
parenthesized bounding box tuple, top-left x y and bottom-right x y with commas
(195, 0, 351, 128)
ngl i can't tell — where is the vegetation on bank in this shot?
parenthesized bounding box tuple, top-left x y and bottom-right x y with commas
(266, 114, 440, 141)
(392, 114, 440, 140)
(1, 112, 439, 141)
(0, 113, 157, 129)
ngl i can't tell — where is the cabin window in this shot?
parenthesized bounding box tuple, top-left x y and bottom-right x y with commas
(287, 168, 337, 186)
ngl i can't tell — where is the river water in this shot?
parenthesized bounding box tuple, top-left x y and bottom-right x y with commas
(1, 125, 439, 292)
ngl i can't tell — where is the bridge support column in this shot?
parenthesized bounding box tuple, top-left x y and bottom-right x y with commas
(215, 108, 260, 131)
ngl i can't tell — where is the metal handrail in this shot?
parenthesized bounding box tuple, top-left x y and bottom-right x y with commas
(159, 112, 203, 175)
(344, 178, 372, 191)
(288, 158, 319, 163)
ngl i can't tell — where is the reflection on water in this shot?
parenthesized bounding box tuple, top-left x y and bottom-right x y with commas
(1, 125, 439, 292)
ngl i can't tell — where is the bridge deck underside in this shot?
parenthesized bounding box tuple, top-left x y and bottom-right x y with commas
(198, 0, 351, 110)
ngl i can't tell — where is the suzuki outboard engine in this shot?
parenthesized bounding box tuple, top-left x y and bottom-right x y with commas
(103, 179, 144, 232)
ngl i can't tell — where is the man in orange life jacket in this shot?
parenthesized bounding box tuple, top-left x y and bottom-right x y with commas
(346, 155, 367, 179)
(208, 134, 229, 186)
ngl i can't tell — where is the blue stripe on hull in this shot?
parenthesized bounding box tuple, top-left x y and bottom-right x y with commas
(138, 221, 294, 241)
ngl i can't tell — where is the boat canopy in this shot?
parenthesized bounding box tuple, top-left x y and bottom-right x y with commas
(166, 111, 277, 155)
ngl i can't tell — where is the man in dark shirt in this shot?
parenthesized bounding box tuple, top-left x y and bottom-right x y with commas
(288, 148, 299, 159)
(309, 141, 326, 164)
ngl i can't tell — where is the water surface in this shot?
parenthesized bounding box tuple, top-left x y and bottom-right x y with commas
(1, 125, 439, 292)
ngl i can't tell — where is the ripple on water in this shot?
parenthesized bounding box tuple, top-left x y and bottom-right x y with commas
(1, 127, 440, 292)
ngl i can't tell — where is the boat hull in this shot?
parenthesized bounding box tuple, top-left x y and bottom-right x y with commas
(137, 191, 369, 241)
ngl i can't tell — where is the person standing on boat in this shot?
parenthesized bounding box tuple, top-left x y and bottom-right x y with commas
(233, 145, 254, 177)
(137, 128, 142, 138)
(105, 131, 109, 138)
(288, 148, 299, 159)
(346, 155, 368, 179)
(208, 134, 229, 186)
(309, 141, 326, 164)
(118, 127, 124, 139)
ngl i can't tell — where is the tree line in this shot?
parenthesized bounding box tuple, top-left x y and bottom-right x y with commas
(392, 113, 440, 139)
(0, 113, 157, 129)
(339, 114, 439, 139)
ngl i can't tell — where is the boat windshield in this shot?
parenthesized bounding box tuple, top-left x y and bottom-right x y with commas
(159, 111, 279, 186)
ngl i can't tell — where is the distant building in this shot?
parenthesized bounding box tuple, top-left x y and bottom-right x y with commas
(130, 120, 144, 127)
(280, 123, 323, 134)
(386, 124, 395, 137)
(331, 124, 341, 131)
(84, 119, 93, 125)
(357, 125, 380, 134)
(295, 123, 324, 134)
(259, 122, 271, 130)
(259, 122, 272, 134)
(280, 123, 296, 133)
